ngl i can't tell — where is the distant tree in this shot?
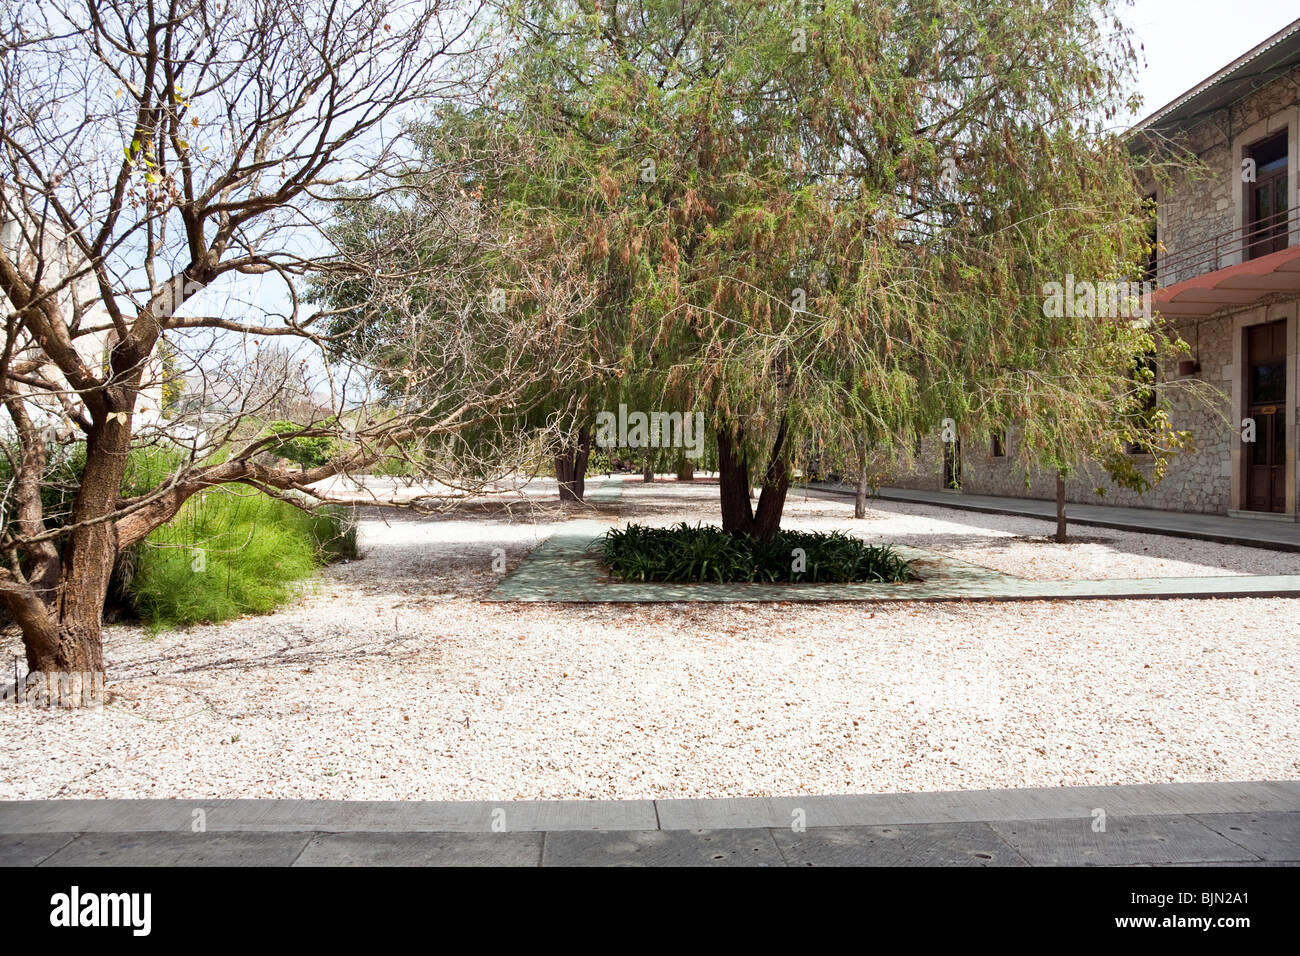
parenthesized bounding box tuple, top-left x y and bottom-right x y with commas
(264, 421, 334, 471)
(156, 337, 184, 417)
(309, 104, 601, 502)
(1003, 340, 1199, 543)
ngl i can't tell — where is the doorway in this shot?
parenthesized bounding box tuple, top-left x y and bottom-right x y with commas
(1244, 319, 1287, 513)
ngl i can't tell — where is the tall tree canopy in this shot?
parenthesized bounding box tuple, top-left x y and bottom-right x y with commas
(484, 0, 1176, 535)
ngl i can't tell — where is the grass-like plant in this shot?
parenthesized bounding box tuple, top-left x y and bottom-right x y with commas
(600, 523, 917, 584)
(130, 486, 358, 632)
(0, 442, 358, 632)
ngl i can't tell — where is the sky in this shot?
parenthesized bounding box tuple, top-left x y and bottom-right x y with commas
(1121, 0, 1300, 125)
(183, 0, 1300, 400)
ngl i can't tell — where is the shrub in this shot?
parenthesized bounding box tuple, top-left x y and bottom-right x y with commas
(121, 442, 188, 496)
(368, 450, 422, 479)
(0, 441, 357, 631)
(264, 420, 335, 469)
(130, 488, 358, 631)
(0, 439, 89, 530)
(307, 503, 360, 562)
(600, 523, 917, 584)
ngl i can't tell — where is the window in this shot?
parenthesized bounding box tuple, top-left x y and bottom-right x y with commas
(1246, 131, 1289, 260)
(990, 431, 1006, 458)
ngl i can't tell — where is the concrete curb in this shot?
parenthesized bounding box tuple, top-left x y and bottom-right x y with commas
(3, 781, 1296, 833)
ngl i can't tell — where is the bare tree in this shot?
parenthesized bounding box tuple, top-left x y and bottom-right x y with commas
(0, 0, 579, 692)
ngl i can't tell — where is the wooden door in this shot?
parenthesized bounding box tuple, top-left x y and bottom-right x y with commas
(1245, 319, 1287, 513)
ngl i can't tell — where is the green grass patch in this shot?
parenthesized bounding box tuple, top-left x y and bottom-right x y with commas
(0, 441, 357, 631)
(130, 487, 358, 631)
(599, 522, 918, 584)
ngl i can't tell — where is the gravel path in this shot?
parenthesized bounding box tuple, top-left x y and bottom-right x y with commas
(2, 480, 1296, 800)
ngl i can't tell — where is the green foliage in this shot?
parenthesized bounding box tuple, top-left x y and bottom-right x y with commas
(600, 522, 916, 584)
(131, 489, 358, 631)
(121, 442, 187, 496)
(1, 439, 168, 537)
(263, 420, 334, 469)
(306, 505, 360, 563)
(368, 451, 421, 478)
(44, 443, 90, 520)
(0, 440, 356, 629)
(308, 0, 1204, 524)
(485, 0, 1175, 506)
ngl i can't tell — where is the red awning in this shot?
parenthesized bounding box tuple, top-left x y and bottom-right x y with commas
(1153, 244, 1300, 318)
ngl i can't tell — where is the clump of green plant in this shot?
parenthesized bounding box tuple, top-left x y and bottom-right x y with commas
(0, 442, 356, 631)
(120, 441, 188, 496)
(130, 487, 358, 631)
(263, 420, 336, 470)
(0, 439, 90, 531)
(306, 503, 359, 563)
(600, 523, 917, 584)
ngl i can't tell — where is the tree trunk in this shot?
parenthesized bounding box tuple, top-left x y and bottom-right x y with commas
(675, 455, 694, 481)
(1055, 471, 1068, 543)
(854, 439, 869, 519)
(5, 415, 130, 701)
(716, 427, 755, 534)
(642, 456, 654, 482)
(555, 425, 590, 502)
(752, 418, 791, 538)
(45, 423, 124, 678)
(717, 420, 791, 539)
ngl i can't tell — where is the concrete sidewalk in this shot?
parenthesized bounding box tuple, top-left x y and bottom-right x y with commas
(3, 781, 1296, 866)
(808, 484, 1300, 552)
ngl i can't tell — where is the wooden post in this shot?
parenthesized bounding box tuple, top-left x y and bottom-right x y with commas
(1055, 471, 1067, 543)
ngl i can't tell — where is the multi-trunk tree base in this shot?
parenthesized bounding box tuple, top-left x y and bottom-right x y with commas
(716, 423, 790, 539)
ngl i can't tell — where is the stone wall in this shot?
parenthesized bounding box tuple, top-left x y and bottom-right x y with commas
(887, 315, 1234, 514)
(1148, 64, 1300, 285)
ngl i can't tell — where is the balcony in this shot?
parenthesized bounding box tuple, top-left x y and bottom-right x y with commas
(1153, 207, 1300, 319)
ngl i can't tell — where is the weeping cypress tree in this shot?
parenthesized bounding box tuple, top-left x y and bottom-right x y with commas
(312, 104, 616, 499)
(491, 0, 1186, 536)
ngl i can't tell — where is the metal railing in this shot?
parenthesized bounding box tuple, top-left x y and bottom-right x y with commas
(1157, 206, 1300, 287)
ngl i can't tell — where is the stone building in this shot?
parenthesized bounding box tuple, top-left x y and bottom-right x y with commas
(890, 17, 1300, 520)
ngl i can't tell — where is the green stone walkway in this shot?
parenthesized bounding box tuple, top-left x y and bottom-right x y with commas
(487, 476, 1300, 603)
